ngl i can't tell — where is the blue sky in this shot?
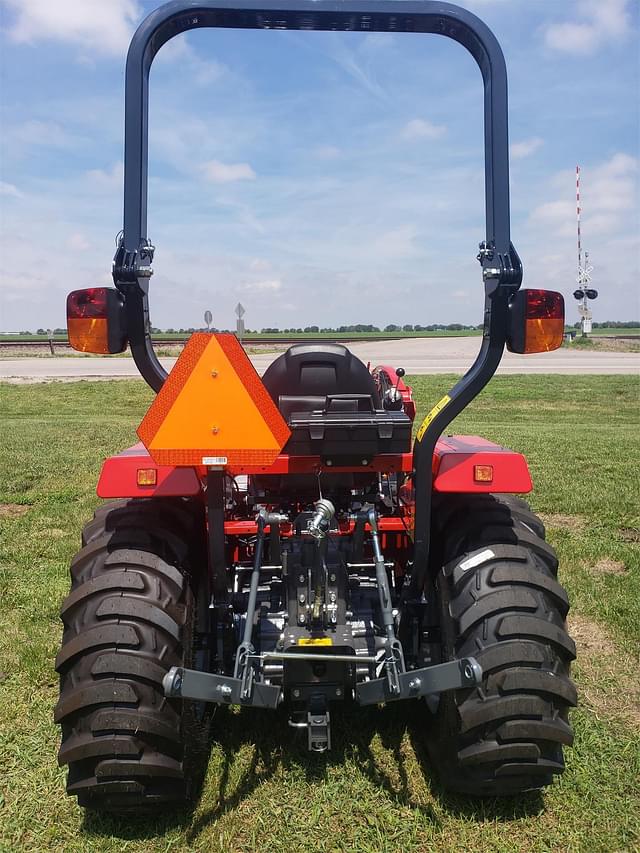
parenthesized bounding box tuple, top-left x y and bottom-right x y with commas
(1, 0, 638, 332)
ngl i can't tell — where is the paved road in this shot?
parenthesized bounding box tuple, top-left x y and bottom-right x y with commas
(1, 337, 638, 381)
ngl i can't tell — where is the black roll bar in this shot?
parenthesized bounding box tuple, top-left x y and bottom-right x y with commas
(113, 0, 523, 581)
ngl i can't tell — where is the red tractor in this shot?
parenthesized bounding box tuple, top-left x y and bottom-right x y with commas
(56, 0, 576, 813)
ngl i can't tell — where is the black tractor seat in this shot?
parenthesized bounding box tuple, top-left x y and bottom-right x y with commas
(262, 344, 410, 461)
(262, 343, 381, 412)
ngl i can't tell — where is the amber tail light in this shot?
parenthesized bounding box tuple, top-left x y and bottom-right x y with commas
(507, 289, 565, 354)
(67, 288, 127, 354)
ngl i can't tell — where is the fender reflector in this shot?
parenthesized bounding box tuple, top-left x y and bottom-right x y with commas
(136, 468, 157, 486)
(137, 333, 291, 467)
(507, 289, 564, 354)
(473, 464, 493, 483)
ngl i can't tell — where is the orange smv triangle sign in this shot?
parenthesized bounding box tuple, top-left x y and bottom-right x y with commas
(137, 333, 291, 467)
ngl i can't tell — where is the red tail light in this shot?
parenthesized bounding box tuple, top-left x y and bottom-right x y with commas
(67, 288, 127, 354)
(507, 289, 564, 354)
(67, 288, 110, 319)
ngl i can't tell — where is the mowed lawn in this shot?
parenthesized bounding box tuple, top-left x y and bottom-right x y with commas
(0, 375, 638, 853)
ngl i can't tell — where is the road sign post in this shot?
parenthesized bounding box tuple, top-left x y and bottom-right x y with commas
(235, 303, 246, 343)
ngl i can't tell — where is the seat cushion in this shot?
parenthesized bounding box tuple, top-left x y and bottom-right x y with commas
(262, 344, 381, 411)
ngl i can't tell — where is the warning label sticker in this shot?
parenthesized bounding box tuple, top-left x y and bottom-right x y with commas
(416, 394, 451, 442)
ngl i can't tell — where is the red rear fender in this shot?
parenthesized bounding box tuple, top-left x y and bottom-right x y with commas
(97, 435, 531, 499)
(97, 443, 202, 498)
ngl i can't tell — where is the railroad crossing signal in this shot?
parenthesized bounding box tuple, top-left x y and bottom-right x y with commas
(574, 169, 598, 337)
(573, 289, 598, 301)
(573, 249, 597, 336)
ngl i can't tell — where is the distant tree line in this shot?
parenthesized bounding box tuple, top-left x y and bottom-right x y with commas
(570, 321, 640, 329)
(15, 320, 640, 336)
(158, 327, 232, 334)
(260, 323, 485, 333)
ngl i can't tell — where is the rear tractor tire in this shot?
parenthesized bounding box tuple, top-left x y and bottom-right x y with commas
(424, 494, 576, 797)
(55, 498, 208, 813)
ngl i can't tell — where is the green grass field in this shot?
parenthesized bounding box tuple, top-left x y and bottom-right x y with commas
(2, 327, 638, 344)
(0, 376, 639, 852)
(584, 327, 640, 336)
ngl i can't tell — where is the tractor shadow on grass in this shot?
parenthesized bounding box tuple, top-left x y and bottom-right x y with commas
(82, 700, 543, 842)
(403, 702, 545, 823)
(184, 700, 543, 842)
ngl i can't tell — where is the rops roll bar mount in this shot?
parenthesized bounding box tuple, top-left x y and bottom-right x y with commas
(113, 0, 523, 585)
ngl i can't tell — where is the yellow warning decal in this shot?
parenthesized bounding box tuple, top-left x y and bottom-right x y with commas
(297, 637, 333, 646)
(416, 394, 451, 442)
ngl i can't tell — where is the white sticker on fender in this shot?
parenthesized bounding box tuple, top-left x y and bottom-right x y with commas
(459, 548, 496, 572)
(202, 456, 228, 466)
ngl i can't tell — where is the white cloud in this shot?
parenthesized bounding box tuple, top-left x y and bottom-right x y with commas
(0, 181, 23, 198)
(202, 160, 256, 183)
(324, 37, 387, 101)
(544, 0, 632, 55)
(530, 153, 638, 238)
(85, 161, 124, 189)
(545, 22, 598, 55)
(1, 0, 142, 57)
(67, 232, 90, 251)
(511, 137, 544, 160)
(154, 35, 227, 86)
(9, 119, 75, 148)
(400, 119, 446, 141)
(249, 258, 272, 272)
(242, 279, 282, 292)
(531, 199, 575, 236)
(373, 224, 419, 260)
(522, 152, 640, 322)
(1, 119, 89, 163)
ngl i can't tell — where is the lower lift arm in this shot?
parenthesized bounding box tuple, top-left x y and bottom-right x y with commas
(355, 508, 481, 705)
(164, 508, 481, 710)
